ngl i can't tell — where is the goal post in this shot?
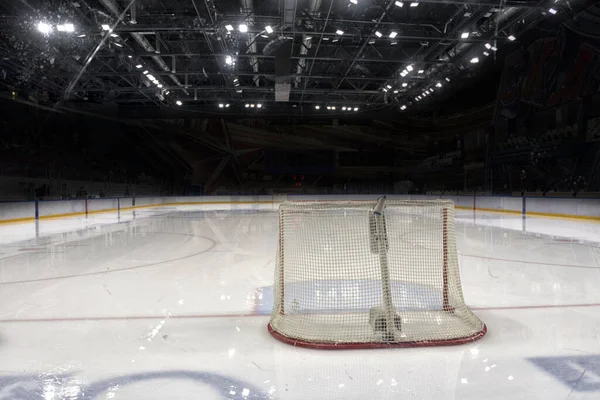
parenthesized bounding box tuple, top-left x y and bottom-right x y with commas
(268, 199, 486, 349)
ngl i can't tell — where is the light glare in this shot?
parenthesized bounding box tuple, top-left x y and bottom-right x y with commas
(37, 22, 52, 34)
(239, 24, 248, 33)
(389, 31, 398, 39)
(265, 25, 274, 33)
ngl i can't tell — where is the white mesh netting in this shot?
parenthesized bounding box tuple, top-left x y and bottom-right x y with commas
(268, 199, 486, 348)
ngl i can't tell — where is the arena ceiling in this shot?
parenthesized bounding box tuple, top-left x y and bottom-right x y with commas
(0, 0, 593, 121)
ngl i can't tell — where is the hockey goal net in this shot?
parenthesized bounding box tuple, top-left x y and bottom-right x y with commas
(268, 198, 486, 349)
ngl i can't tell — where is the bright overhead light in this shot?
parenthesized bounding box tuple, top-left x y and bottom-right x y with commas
(233, 78, 239, 82)
(415, 97, 420, 101)
(342, 106, 347, 110)
(383, 88, 388, 92)
(245, 104, 250, 108)
(508, 35, 516, 41)
(157, 84, 163, 88)
(393, 90, 399, 94)
(436, 82, 442, 87)
(78, 34, 86, 37)
(136, 64, 143, 69)
(315, 105, 320, 110)
(461, 32, 470, 39)
(225, 104, 230, 108)
(406, 65, 414, 72)
(470, 57, 479, 63)
(445, 77, 451, 82)
(225, 24, 234, 31)
(239, 24, 248, 33)
(176, 100, 182, 106)
(402, 82, 408, 87)
(389, 31, 398, 39)
(395, 1, 404, 6)
(143, 70, 148, 74)
(336, 29, 344, 35)
(147, 74, 155, 80)
(418, 69, 424, 74)
(391, 41, 397, 45)
(110, 33, 118, 37)
(410, 2, 419, 7)
(327, 106, 331, 110)
(57, 23, 75, 32)
(101, 24, 110, 31)
(257, 104, 263, 108)
(549, 8, 557, 14)
(113, 42, 123, 47)
(250, 104, 255, 108)
(332, 106, 336, 110)
(491, 46, 498, 51)
(225, 55, 233, 65)
(265, 25, 274, 33)
(165, 91, 170, 95)
(400, 105, 407, 110)
(375, 31, 383, 38)
(483, 51, 490, 56)
(219, 103, 224, 108)
(386, 85, 392, 89)
(400, 71, 407, 77)
(368, 40, 376, 44)
(350, 0, 358, 4)
(485, 43, 492, 49)
(37, 22, 53, 34)
(127, 55, 132, 58)
(353, 107, 359, 111)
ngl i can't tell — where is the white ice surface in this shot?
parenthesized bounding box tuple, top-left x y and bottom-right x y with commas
(0, 205, 599, 399)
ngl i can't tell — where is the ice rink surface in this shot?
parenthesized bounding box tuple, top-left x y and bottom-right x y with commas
(1, 204, 600, 399)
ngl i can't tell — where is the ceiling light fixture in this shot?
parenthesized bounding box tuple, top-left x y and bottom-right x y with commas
(147, 74, 155, 80)
(226, 104, 230, 108)
(257, 104, 263, 108)
(265, 25, 274, 33)
(219, 103, 224, 108)
(250, 104, 255, 108)
(461, 32, 470, 39)
(389, 31, 398, 39)
(508, 35, 516, 41)
(315, 105, 320, 110)
(225, 24, 234, 32)
(445, 77, 451, 82)
(393, 90, 399, 94)
(402, 82, 408, 87)
(549, 8, 557, 14)
(113, 42, 123, 47)
(375, 31, 383, 38)
(342, 107, 347, 110)
(176, 100, 182, 106)
(483, 51, 490, 56)
(332, 106, 336, 110)
(410, 2, 419, 7)
(400, 105, 407, 110)
(354, 107, 359, 111)
(101, 24, 110, 31)
(336, 29, 344, 35)
(391, 41, 397, 45)
(436, 82, 442, 87)
(110, 33, 118, 37)
(142, 70, 148, 74)
(418, 69, 424, 74)
(485, 43, 492, 49)
(350, 0, 358, 4)
(395, 1, 403, 6)
(470, 57, 479, 63)
(157, 84, 163, 88)
(406, 65, 414, 72)
(245, 104, 250, 108)
(136, 64, 143, 69)
(225, 55, 233, 65)
(239, 24, 248, 33)
(57, 23, 75, 32)
(491, 46, 498, 51)
(386, 85, 392, 89)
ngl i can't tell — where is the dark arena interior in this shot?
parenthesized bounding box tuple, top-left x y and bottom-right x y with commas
(1, 0, 600, 399)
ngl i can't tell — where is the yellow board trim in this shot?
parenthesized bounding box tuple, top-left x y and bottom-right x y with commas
(0, 216, 36, 225)
(2, 200, 600, 225)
